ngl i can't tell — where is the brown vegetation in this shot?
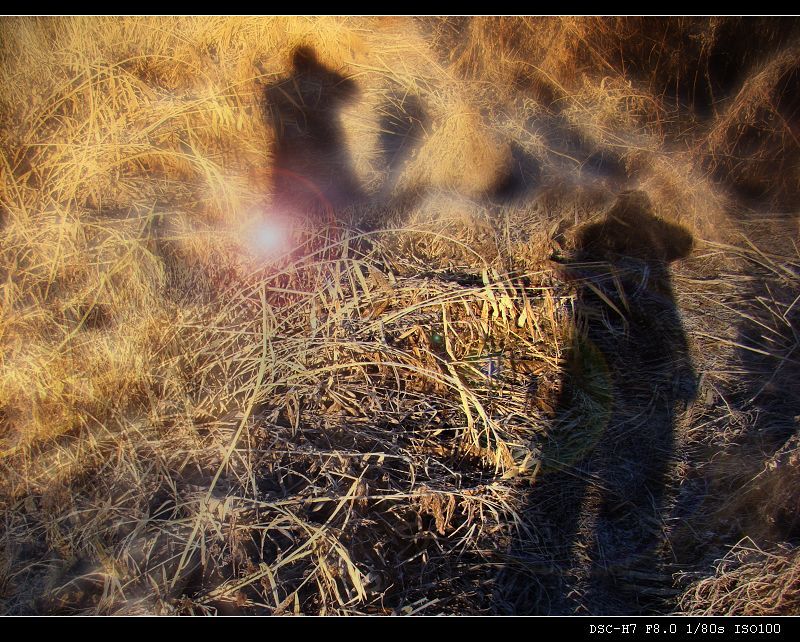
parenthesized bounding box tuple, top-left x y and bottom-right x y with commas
(0, 16, 798, 615)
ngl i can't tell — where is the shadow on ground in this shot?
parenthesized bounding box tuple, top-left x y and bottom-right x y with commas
(263, 47, 364, 221)
(259, 47, 705, 614)
(496, 191, 698, 614)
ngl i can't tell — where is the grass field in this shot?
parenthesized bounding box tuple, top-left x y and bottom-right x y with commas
(1, 16, 799, 615)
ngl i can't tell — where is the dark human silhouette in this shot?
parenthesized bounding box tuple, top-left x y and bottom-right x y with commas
(263, 47, 364, 221)
(499, 191, 697, 614)
(378, 90, 427, 182)
(350, 89, 430, 231)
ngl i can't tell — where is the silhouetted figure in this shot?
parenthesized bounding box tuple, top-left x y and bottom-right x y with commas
(502, 191, 697, 614)
(339, 89, 430, 231)
(263, 47, 363, 221)
(378, 91, 427, 182)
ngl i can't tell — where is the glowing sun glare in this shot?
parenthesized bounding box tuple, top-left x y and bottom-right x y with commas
(242, 212, 294, 259)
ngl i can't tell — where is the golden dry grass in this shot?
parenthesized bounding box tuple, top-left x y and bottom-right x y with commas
(1, 16, 799, 615)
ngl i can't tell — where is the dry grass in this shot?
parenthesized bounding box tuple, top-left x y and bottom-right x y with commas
(679, 539, 800, 616)
(1, 16, 799, 615)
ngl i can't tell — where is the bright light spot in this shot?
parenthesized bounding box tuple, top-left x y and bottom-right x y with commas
(240, 211, 295, 260)
(255, 221, 287, 253)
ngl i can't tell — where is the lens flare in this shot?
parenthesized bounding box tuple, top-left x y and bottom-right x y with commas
(240, 211, 295, 260)
(254, 220, 287, 252)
